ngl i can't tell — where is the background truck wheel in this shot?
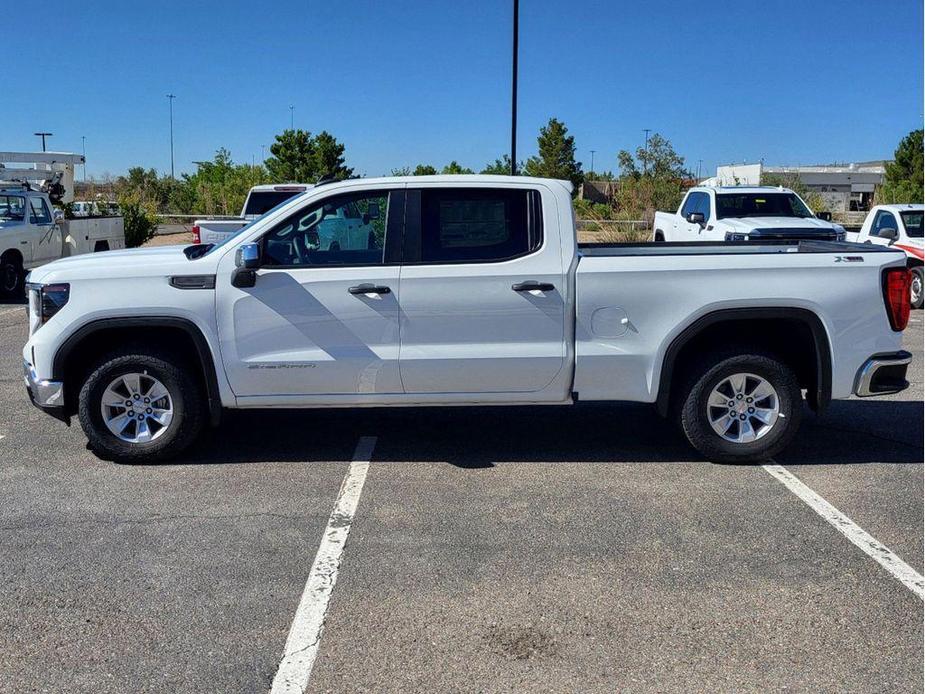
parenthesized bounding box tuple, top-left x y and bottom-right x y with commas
(910, 267, 923, 310)
(0, 255, 24, 299)
(78, 348, 204, 462)
(678, 352, 803, 464)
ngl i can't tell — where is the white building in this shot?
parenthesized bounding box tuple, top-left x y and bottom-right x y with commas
(705, 162, 887, 212)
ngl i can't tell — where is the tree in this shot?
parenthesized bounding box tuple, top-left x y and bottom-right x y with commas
(617, 133, 685, 180)
(879, 129, 924, 203)
(480, 155, 519, 175)
(413, 164, 438, 176)
(584, 170, 616, 182)
(312, 131, 353, 180)
(523, 118, 583, 191)
(615, 132, 687, 216)
(265, 129, 318, 182)
(441, 161, 474, 175)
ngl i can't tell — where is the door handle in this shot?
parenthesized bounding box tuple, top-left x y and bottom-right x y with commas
(348, 284, 391, 295)
(512, 281, 555, 292)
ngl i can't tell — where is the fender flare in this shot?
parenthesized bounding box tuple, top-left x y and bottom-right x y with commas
(53, 316, 223, 426)
(654, 307, 832, 417)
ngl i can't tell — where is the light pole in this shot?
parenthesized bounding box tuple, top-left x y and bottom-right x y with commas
(697, 159, 703, 180)
(34, 132, 53, 152)
(81, 135, 87, 182)
(509, 0, 519, 175)
(289, 105, 294, 130)
(642, 128, 651, 174)
(590, 150, 596, 174)
(261, 144, 267, 161)
(166, 94, 176, 178)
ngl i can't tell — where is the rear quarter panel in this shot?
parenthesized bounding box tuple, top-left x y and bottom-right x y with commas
(574, 249, 907, 403)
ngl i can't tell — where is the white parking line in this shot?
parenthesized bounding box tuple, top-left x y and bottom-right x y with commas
(764, 463, 924, 600)
(270, 436, 377, 694)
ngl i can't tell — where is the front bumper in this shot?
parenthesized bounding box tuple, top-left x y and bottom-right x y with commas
(23, 360, 69, 423)
(853, 351, 912, 397)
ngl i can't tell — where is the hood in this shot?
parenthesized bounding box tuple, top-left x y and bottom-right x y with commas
(27, 245, 216, 284)
(720, 217, 841, 233)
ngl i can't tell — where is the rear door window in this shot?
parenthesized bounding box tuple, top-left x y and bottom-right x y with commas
(408, 188, 542, 264)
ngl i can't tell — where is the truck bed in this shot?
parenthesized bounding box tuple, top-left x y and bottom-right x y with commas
(578, 239, 897, 257)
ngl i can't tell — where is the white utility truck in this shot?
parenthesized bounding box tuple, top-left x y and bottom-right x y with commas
(23, 176, 912, 464)
(1, 185, 124, 297)
(845, 204, 923, 309)
(654, 186, 846, 243)
(192, 184, 310, 245)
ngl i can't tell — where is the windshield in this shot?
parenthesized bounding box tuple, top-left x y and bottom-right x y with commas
(716, 193, 814, 219)
(243, 190, 304, 216)
(899, 211, 923, 238)
(204, 193, 307, 255)
(0, 195, 26, 221)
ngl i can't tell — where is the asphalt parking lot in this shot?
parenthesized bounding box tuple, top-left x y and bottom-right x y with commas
(0, 302, 921, 693)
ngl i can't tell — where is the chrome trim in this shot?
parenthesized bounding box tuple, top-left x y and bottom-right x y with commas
(854, 352, 913, 397)
(23, 360, 64, 407)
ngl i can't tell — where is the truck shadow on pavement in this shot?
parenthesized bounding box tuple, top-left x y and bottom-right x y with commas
(158, 399, 923, 469)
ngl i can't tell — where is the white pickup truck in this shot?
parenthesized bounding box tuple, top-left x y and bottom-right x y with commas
(654, 186, 846, 243)
(1, 186, 124, 297)
(22, 175, 913, 464)
(192, 184, 310, 245)
(845, 204, 923, 309)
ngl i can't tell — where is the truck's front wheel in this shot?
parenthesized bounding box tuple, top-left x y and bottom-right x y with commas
(678, 352, 802, 464)
(0, 256, 24, 299)
(78, 349, 204, 462)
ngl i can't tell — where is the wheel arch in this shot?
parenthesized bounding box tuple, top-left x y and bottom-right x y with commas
(53, 316, 222, 426)
(655, 307, 832, 417)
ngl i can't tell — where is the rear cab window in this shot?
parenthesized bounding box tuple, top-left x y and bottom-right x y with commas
(899, 211, 923, 238)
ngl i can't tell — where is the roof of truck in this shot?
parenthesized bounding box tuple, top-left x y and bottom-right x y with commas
(692, 185, 796, 195)
(875, 203, 924, 212)
(287, 175, 574, 193)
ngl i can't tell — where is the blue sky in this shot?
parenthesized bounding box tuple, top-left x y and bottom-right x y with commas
(6, 0, 922, 178)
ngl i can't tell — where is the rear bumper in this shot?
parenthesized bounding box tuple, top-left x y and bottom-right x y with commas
(853, 351, 912, 397)
(23, 360, 69, 423)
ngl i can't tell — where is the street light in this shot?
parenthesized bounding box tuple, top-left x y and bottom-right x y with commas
(590, 150, 596, 173)
(166, 94, 176, 178)
(510, 0, 519, 175)
(34, 132, 53, 152)
(82, 135, 87, 182)
(642, 128, 651, 174)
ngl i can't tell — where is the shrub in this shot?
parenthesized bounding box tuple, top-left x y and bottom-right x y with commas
(119, 199, 159, 247)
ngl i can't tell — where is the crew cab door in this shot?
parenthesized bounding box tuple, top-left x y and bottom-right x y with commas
(677, 191, 716, 240)
(28, 196, 62, 265)
(864, 209, 899, 246)
(216, 188, 404, 400)
(397, 185, 567, 395)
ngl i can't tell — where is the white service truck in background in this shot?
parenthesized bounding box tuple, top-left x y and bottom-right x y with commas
(654, 186, 846, 243)
(22, 176, 912, 465)
(192, 184, 310, 245)
(846, 204, 923, 309)
(0, 186, 124, 297)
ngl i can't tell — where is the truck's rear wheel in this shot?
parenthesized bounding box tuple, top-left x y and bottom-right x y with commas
(678, 352, 802, 464)
(910, 267, 923, 310)
(78, 349, 204, 462)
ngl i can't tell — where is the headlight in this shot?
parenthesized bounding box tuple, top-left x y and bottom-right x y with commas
(26, 282, 69, 333)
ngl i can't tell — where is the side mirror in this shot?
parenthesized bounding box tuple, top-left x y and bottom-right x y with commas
(817, 211, 832, 222)
(235, 242, 260, 269)
(53, 209, 65, 222)
(877, 227, 899, 242)
(686, 212, 706, 225)
(232, 242, 260, 288)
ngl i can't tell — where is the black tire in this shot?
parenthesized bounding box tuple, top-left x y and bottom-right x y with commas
(678, 351, 803, 464)
(910, 267, 923, 310)
(0, 256, 24, 299)
(78, 348, 204, 462)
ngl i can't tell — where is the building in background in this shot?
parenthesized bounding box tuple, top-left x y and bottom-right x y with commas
(704, 161, 888, 212)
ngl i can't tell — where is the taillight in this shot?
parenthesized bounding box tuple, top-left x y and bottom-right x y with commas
(882, 267, 911, 331)
(191, 225, 201, 244)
